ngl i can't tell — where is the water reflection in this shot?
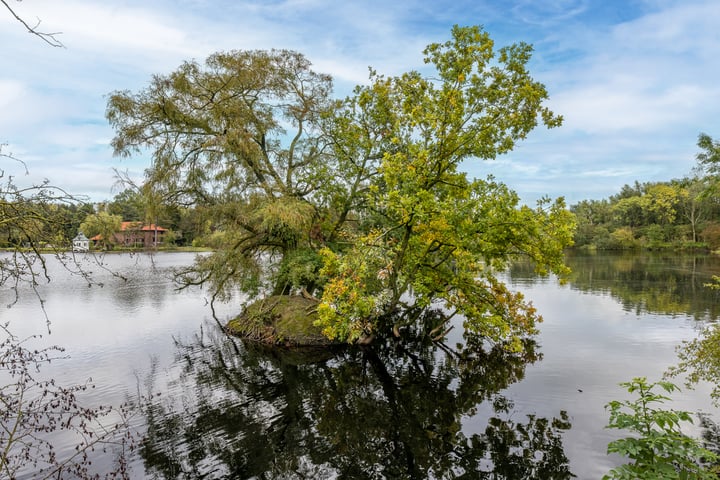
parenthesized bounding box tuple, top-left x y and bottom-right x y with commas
(508, 252, 720, 321)
(139, 325, 574, 479)
(7, 252, 718, 477)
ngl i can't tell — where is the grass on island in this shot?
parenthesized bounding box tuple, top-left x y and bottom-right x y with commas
(227, 294, 334, 347)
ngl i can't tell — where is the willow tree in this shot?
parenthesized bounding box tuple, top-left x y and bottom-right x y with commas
(107, 26, 575, 348)
(107, 49, 335, 298)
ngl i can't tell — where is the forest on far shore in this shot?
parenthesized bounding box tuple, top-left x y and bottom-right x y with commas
(570, 133, 720, 251)
(4, 123, 720, 256)
(5, 153, 720, 254)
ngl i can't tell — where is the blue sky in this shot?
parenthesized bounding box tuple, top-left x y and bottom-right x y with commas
(1, 0, 719, 205)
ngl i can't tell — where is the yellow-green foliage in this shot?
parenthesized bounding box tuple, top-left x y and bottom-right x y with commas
(706, 275, 720, 290)
(610, 227, 638, 249)
(79, 211, 123, 248)
(666, 276, 720, 402)
(314, 25, 574, 348)
(253, 197, 314, 245)
(669, 321, 720, 404)
(315, 246, 389, 342)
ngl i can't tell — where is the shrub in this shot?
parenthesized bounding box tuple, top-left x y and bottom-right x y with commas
(603, 377, 717, 480)
(701, 222, 720, 250)
(609, 227, 639, 250)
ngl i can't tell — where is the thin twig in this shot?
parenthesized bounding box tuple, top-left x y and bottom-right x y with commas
(1, 0, 65, 48)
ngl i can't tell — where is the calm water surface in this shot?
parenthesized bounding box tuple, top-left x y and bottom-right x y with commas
(2, 251, 720, 479)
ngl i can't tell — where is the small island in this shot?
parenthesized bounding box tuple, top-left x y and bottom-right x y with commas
(226, 294, 330, 346)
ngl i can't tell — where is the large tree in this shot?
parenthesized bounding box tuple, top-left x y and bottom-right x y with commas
(696, 133, 720, 175)
(80, 210, 122, 250)
(107, 26, 575, 348)
(695, 133, 720, 203)
(107, 48, 334, 297)
(107, 188, 145, 221)
(316, 27, 573, 347)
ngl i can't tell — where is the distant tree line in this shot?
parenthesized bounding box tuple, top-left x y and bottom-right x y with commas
(570, 133, 720, 251)
(6, 129, 720, 253)
(0, 186, 214, 250)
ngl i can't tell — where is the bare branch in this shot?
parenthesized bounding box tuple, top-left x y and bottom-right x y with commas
(0, 143, 29, 175)
(1, 0, 64, 48)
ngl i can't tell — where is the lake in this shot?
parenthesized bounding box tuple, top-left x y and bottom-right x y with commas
(2, 251, 720, 479)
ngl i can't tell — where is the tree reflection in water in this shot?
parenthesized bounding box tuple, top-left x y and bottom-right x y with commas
(139, 321, 574, 479)
(508, 252, 720, 321)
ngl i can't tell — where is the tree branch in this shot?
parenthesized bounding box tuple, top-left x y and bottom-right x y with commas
(1, 0, 64, 48)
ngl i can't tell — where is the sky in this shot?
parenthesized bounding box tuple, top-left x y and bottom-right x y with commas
(1, 0, 719, 206)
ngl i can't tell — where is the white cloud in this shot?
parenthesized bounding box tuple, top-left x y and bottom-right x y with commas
(4, 0, 195, 56)
(543, 1, 720, 134)
(511, 0, 590, 26)
(2, 0, 719, 204)
(551, 82, 713, 133)
(0, 80, 26, 110)
(613, 1, 720, 55)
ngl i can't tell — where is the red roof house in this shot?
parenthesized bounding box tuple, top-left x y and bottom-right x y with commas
(91, 222, 168, 248)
